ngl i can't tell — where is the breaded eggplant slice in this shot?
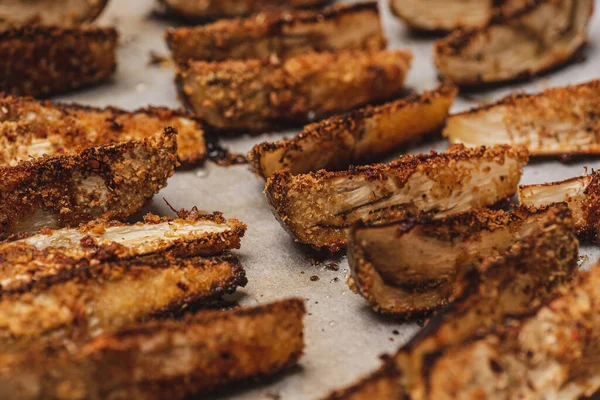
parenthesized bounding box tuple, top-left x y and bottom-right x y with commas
(445, 80, 600, 156)
(327, 203, 578, 400)
(177, 49, 412, 132)
(519, 171, 600, 237)
(389, 0, 528, 32)
(0, 209, 247, 291)
(0, 25, 117, 98)
(0, 298, 306, 400)
(422, 263, 600, 400)
(0, 129, 177, 240)
(166, 2, 386, 64)
(0, 255, 247, 350)
(249, 84, 457, 179)
(160, 0, 328, 20)
(0, 0, 109, 28)
(324, 360, 403, 400)
(0, 95, 206, 167)
(265, 145, 528, 252)
(347, 204, 575, 317)
(395, 204, 578, 399)
(434, 0, 594, 87)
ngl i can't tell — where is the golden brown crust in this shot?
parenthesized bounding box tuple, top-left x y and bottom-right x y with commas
(0, 255, 247, 350)
(160, 0, 329, 20)
(0, 128, 177, 240)
(519, 171, 600, 238)
(177, 49, 412, 132)
(166, 2, 386, 64)
(324, 359, 403, 400)
(434, 0, 593, 87)
(0, 0, 109, 28)
(265, 145, 528, 252)
(0, 298, 306, 400)
(249, 84, 457, 179)
(0, 208, 247, 292)
(0, 25, 118, 98)
(348, 205, 573, 318)
(445, 80, 600, 156)
(422, 264, 600, 399)
(0, 94, 206, 167)
(395, 203, 578, 399)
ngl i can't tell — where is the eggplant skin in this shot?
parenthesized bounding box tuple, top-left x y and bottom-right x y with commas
(0, 128, 177, 240)
(166, 2, 385, 64)
(0, 25, 118, 98)
(159, 0, 329, 20)
(0, 0, 109, 28)
(176, 49, 412, 132)
(0, 298, 306, 400)
(434, 0, 594, 87)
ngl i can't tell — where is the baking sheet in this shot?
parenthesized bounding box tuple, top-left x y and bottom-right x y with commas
(54, 1, 600, 399)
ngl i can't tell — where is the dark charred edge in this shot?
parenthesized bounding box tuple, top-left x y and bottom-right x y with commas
(0, 254, 245, 298)
(109, 298, 306, 339)
(165, 0, 379, 52)
(402, 203, 575, 352)
(323, 357, 402, 400)
(248, 84, 457, 179)
(158, 0, 332, 23)
(436, 0, 554, 56)
(0, 24, 118, 40)
(450, 79, 600, 117)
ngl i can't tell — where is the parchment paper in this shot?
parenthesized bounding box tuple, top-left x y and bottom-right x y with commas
(54, 1, 600, 398)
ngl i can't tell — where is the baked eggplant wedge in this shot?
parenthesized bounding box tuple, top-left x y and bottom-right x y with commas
(0, 25, 118, 98)
(347, 204, 575, 317)
(324, 360, 403, 400)
(395, 204, 578, 399)
(0, 255, 247, 350)
(265, 145, 528, 252)
(422, 263, 600, 399)
(326, 203, 578, 400)
(519, 171, 600, 237)
(389, 0, 528, 32)
(0, 0, 109, 28)
(0, 298, 306, 400)
(0, 129, 177, 240)
(166, 2, 385, 64)
(159, 0, 328, 21)
(434, 0, 594, 87)
(177, 49, 412, 132)
(0, 209, 247, 291)
(249, 84, 457, 179)
(445, 80, 600, 156)
(0, 95, 206, 167)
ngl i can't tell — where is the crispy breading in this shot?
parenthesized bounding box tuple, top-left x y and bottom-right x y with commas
(389, 0, 529, 32)
(249, 84, 457, 179)
(166, 2, 386, 64)
(434, 0, 593, 87)
(445, 80, 600, 156)
(0, 209, 247, 292)
(159, 0, 329, 20)
(177, 49, 412, 132)
(324, 360, 403, 400)
(0, 25, 118, 98)
(326, 204, 578, 400)
(0, 95, 207, 167)
(0, 298, 306, 400)
(519, 171, 600, 238)
(265, 145, 528, 252)
(0, 129, 177, 240)
(0, 255, 247, 350)
(347, 205, 576, 317)
(422, 264, 600, 399)
(0, 0, 109, 28)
